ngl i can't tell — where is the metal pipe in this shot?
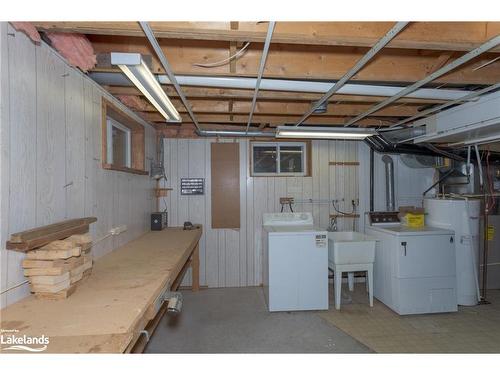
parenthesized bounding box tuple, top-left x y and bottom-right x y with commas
(196, 129, 274, 138)
(293, 22, 409, 127)
(246, 22, 275, 133)
(423, 169, 455, 197)
(370, 148, 375, 212)
(139, 21, 202, 131)
(387, 83, 500, 129)
(382, 155, 395, 211)
(344, 34, 500, 127)
(90, 72, 473, 101)
(481, 196, 489, 302)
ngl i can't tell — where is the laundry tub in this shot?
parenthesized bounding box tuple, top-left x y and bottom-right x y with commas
(328, 231, 377, 310)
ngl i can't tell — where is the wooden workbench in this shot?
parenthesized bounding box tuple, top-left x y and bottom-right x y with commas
(0, 227, 202, 353)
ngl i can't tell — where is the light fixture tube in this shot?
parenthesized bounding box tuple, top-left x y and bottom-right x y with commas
(276, 126, 375, 140)
(111, 53, 181, 122)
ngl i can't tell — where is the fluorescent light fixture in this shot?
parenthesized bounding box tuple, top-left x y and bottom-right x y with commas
(276, 126, 375, 140)
(111, 52, 180, 122)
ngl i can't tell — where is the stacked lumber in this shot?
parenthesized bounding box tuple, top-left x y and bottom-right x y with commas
(22, 233, 94, 300)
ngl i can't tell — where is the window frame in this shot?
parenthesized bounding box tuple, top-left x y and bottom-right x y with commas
(101, 98, 148, 175)
(106, 117, 132, 169)
(250, 141, 309, 177)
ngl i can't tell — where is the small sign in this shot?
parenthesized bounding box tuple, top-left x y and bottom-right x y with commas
(487, 225, 495, 241)
(181, 178, 204, 195)
(315, 234, 327, 248)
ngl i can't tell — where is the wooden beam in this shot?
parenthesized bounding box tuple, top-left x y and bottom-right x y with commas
(134, 99, 420, 117)
(32, 21, 500, 53)
(86, 35, 500, 85)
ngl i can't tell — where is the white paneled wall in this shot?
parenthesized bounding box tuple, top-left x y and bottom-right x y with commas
(160, 138, 360, 288)
(0, 23, 157, 308)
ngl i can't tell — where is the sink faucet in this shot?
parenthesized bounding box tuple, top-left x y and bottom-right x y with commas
(328, 217, 338, 232)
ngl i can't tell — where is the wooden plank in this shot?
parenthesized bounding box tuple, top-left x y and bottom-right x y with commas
(211, 142, 240, 229)
(34, 285, 77, 300)
(26, 247, 81, 260)
(30, 278, 71, 293)
(6, 224, 91, 252)
(1, 227, 202, 353)
(32, 21, 500, 52)
(9, 218, 96, 243)
(29, 273, 70, 285)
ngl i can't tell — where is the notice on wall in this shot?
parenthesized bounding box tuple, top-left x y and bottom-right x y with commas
(487, 225, 495, 241)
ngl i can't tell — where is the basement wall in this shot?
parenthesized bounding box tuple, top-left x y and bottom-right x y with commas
(160, 139, 434, 288)
(0, 23, 157, 308)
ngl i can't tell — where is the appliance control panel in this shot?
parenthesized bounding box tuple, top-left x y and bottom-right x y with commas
(368, 211, 400, 226)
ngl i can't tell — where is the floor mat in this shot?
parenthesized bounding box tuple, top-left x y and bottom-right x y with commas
(319, 287, 500, 353)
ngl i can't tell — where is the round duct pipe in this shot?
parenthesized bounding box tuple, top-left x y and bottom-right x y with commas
(382, 155, 396, 212)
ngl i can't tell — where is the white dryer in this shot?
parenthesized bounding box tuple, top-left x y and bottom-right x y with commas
(365, 212, 458, 315)
(262, 212, 328, 312)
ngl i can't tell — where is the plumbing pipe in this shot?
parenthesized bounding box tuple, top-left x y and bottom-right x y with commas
(293, 22, 408, 127)
(89, 72, 472, 101)
(370, 148, 374, 212)
(344, 35, 500, 127)
(196, 129, 274, 137)
(474, 144, 484, 189)
(382, 155, 395, 211)
(246, 22, 275, 133)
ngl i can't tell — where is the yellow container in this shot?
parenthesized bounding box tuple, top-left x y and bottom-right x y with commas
(403, 213, 425, 228)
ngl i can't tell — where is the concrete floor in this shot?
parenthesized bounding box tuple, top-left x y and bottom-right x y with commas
(145, 286, 371, 353)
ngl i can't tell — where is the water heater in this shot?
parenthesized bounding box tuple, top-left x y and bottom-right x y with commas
(424, 198, 481, 306)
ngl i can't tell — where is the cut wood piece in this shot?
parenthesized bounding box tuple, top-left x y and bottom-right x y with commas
(41, 239, 79, 250)
(26, 247, 81, 260)
(70, 272, 83, 284)
(24, 267, 67, 276)
(9, 217, 97, 243)
(6, 224, 90, 252)
(30, 278, 71, 293)
(66, 233, 92, 246)
(22, 256, 84, 270)
(34, 285, 77, 300)
(70, 260, 93, 278)
(29, 272, 70, 285)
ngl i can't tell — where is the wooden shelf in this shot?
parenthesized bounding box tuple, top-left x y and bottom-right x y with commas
(102, 163, 149, 175)
(155, 188, 173, 197)
(329, 161, 360, 166)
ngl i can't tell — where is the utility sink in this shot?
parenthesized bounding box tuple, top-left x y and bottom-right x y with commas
(328, 231, 377, 266)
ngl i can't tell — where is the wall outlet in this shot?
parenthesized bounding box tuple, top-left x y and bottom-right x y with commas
(109, 225, 128, 235)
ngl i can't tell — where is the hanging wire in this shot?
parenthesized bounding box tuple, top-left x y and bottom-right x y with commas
(193, 42, 251, 68)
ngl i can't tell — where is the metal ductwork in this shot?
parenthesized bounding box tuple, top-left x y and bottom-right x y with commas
(382, 155, 396, 212)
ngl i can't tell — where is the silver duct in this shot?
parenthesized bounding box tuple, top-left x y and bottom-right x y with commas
(382, 155, 395, 211)
(195, 129, 274, 138)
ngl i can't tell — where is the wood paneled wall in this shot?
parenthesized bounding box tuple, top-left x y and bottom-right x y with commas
(160, 138, 360, 288)
(0, 23, 157, 308)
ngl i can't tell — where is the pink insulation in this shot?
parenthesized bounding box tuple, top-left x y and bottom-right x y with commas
(11, 22, 41, 44)
(116, 95, 151, 112)
(45, 32, 97, 72)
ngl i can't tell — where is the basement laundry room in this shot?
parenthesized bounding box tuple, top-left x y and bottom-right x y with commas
(1, 1, 500, 372)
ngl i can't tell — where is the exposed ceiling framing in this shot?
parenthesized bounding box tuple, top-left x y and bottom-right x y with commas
(32, 21, 500, 136)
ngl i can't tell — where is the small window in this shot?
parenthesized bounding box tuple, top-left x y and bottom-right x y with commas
(251, 142, 307, 176)
(106, 117, 131, 168)
(101, 99, 148, 175)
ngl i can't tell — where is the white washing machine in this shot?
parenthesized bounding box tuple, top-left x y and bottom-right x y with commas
(424, 198, 481, 306)
(262, 212, 328, 312)
(365, 212, 458, 315)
